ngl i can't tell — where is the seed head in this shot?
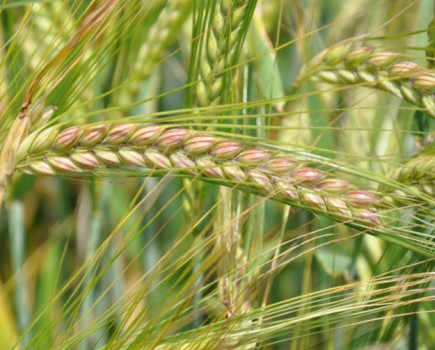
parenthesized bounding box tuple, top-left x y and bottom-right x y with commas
(325, 197, 351, 217)
(93, 148, 121, 166)
(389, 61, 421, 76)
(211, 141, 244, 159)
(143, 149, 171, 169)
(290, 167, 325, 184)
(169, 151, 196, 174)
(17, 123, 385, 230)
(237, 148, 271, 165)
(48, 156, 81, 173)
(183, 135, 217, 154)
(354, 209, 382, 227)
(104, 124, 136, 144)
(316, 178, 353, 193)
(366, 52, 398, 68)
(247, 169, 272, 192)
(222, 164, 247, 182)
(28, 161, 56, 176)
(54, 126, 83, 150)
(345, 46, 374, 66)
(196, 157, 225, 178)
(302, 191, 325, 209)
(344, 190, 380, 207)
(130, 125, 163, 145)
(324, 44, 352, 65)
(81, 125, 108, 147)
(118, 148, 146, 166)
(411, 73, 435, 91)
(264, 157, 297, 174)
(274, 177, 298, 199)
(70, 151, 100, 169)
(156, 128, 191, 149)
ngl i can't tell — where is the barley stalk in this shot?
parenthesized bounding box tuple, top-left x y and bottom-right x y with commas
(426, 16, 435, 68)
(17, 123, 382, 228)
(295, 44, 435, 118)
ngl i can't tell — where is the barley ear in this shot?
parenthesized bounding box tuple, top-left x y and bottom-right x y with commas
(17, 123, 383, 230)
(296, 44, 435, 118)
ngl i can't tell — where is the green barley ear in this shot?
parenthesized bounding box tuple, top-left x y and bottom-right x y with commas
(191, 0, 257, 107)
(390, 149, 435, 197)
(295, 44, 435, 118)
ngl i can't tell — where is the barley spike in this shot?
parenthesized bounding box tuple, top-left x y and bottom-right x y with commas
(196, 0, 252, 107)
(296, 45, 435, 118)
(391, 153, 435, 196)
(17, 123, 383, 228)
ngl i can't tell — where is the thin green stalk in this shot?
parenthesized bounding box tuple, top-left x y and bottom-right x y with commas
(8, 201, 31, 347)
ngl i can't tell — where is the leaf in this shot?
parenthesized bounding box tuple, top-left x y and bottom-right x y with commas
(249, 13, 285, 111)
(315, 247, 352, 277)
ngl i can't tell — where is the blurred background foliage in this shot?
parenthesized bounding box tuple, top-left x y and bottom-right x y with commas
(0, 0, 434, 349)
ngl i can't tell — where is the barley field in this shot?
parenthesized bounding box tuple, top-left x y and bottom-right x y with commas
(0, 0, 434, 349)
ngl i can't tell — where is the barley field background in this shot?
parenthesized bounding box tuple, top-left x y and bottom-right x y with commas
(0, 0, 434, 349)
